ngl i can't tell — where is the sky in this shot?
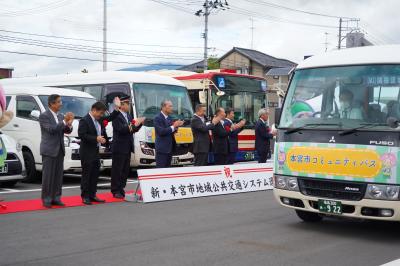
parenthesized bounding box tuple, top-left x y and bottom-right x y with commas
(0, 0, 399, 77)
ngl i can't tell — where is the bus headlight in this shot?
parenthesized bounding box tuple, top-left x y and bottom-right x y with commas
(365, 184, 400, 200)
(140, 141, 154, 156)
(274, 175, 299, 191)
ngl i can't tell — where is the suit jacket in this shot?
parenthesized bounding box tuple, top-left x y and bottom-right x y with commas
(224, 119, 243, 153)
(255, 119, 273, 155)
(39, 110, 72, 157)
(212, 122, 230, 155)
(78, 113, 108, 162)
(154, 112, 176, 154)
(112, 112, 141, 154)
(191, 115, 214, 154)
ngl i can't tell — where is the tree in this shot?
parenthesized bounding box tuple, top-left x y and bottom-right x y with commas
(207, 57, 220, 70)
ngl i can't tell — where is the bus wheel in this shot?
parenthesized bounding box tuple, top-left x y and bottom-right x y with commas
(295, 210, 323, 222)
(23, 150, 39, 182)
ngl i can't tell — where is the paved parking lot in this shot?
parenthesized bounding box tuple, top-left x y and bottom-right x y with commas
(1, 175, 400, 266)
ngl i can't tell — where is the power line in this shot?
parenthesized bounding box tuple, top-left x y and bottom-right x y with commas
(0, 0, 71, 17)
(0, 29, 204, 49)
(0, 35, 203, 60)
(241, 0, 355, 20)
(0, 50, 186, 67)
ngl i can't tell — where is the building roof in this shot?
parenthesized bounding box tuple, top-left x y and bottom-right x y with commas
(297, 45, 400, 69)
(218, 47, 297, 68)
(265, 67, 294, 76)
(177, 60, 205, 72)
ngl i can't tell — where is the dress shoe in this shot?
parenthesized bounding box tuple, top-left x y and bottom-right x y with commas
(91, 196, 106, 203)
(82, 198, 92, 205)
(43, 202, 52, 208)
(52, 200, 65, 207)
(113, 193, 124, 199)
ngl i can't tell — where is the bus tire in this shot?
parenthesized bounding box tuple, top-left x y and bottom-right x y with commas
(22, 150, 39, 182)
(295, 210, 323, 222)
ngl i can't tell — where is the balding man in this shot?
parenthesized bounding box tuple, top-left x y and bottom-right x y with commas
(255, 108, 274, 163)
(154, 100, 184, 168)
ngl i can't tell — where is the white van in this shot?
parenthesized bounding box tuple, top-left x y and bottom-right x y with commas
(2, 86, 111, 181)
(1, 71, 195, 167)
(0, 132, 26, 187)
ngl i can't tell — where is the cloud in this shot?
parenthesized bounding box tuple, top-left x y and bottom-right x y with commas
(0, 0, 398, 77)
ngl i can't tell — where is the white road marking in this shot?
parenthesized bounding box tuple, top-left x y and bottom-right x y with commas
(381, 259, 400, 266)
(0, 180, 138, 194)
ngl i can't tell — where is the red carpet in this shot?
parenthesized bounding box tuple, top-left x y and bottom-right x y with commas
(0, 190, 141, 215)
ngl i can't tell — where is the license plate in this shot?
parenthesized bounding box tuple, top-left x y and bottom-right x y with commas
(0, 163, 8, 174)
(318, 199, 342, 214)
(172, 157, 179, 165)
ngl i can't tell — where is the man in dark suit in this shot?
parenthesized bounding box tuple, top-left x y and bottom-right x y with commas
(255, 108, 274, 163)
(78, 101, 111, 205)
(224, 108, 246, 165)
(154, 100, 184, 168)
(191, 104, 220, 166)
(39, 94, 74, 208)
(212, 107, 230, 165)
(111, 96, 145, 198)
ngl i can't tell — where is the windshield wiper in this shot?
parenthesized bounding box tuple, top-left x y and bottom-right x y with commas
(339, 123, 388, 136)
(285, 123, 341, 134)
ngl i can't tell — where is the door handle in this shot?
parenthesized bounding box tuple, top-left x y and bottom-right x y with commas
(13, 124, 19, 128)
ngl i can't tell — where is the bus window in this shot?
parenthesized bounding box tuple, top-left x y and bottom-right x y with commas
(83, 85, 103, 101)
(58, 86, 83, 92)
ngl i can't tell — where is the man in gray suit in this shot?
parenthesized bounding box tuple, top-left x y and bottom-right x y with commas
(39, 94, 74, 208)
(190, 104, 220, 166)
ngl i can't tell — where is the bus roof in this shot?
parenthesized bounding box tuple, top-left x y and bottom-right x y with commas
(175, 72, 266, 81)
(0, 71, 185, 87)
(3, 86, 95, 98)
(297, 45, 400, 70)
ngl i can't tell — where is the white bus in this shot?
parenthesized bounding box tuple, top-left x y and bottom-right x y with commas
(1, 71, 194, 167)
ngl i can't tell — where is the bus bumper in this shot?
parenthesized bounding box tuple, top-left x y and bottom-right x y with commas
(273, 188, 400, 221)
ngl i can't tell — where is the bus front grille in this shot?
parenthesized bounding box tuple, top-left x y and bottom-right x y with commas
(298, 178, 367, 201)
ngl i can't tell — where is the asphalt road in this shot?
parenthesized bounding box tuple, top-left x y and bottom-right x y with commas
(1, 181, 400, 266)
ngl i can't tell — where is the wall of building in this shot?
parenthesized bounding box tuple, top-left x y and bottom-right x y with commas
(219, 52, 250, 72)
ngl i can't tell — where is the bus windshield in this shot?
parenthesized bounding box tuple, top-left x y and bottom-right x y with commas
(280, 64, 400, 131)
(211, 75, 267, 125)
(134, 83, 193, 122)
(39, 95, 96, 119)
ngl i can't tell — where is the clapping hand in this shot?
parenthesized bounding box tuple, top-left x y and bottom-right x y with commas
(172, 120, 184, 128)
(64, 112, 74, 126)
(211, 116, 220, 125)
(135, 117, 146, 126)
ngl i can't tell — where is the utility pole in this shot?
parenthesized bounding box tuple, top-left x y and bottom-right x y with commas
(203, 3, 209, 71)
(195, 1, 229, 72)
(324, 32, 329, 52)
(250, 18, 254, 49)
(103, 0, 107, 71)
(337, 18, 342, 50)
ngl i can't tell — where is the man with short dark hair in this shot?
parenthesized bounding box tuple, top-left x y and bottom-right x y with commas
(78, 101, 110, 205)
(191, 104, 220, 166)
(154, 100, 184, 168)
(224, 108, 245, 164)
(111, 96, 145, 199)
(212, 107, 230, 165)
(39, 94, 74, 208)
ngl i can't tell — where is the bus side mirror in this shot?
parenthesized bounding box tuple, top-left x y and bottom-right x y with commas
(198, 91, 206, 104)
(274, 107, 282, 126)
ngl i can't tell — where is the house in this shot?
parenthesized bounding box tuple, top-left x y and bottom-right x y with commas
(0, 67, 14, 79)
(218, 47, 296, 124)
(177, 60, 205, 72)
